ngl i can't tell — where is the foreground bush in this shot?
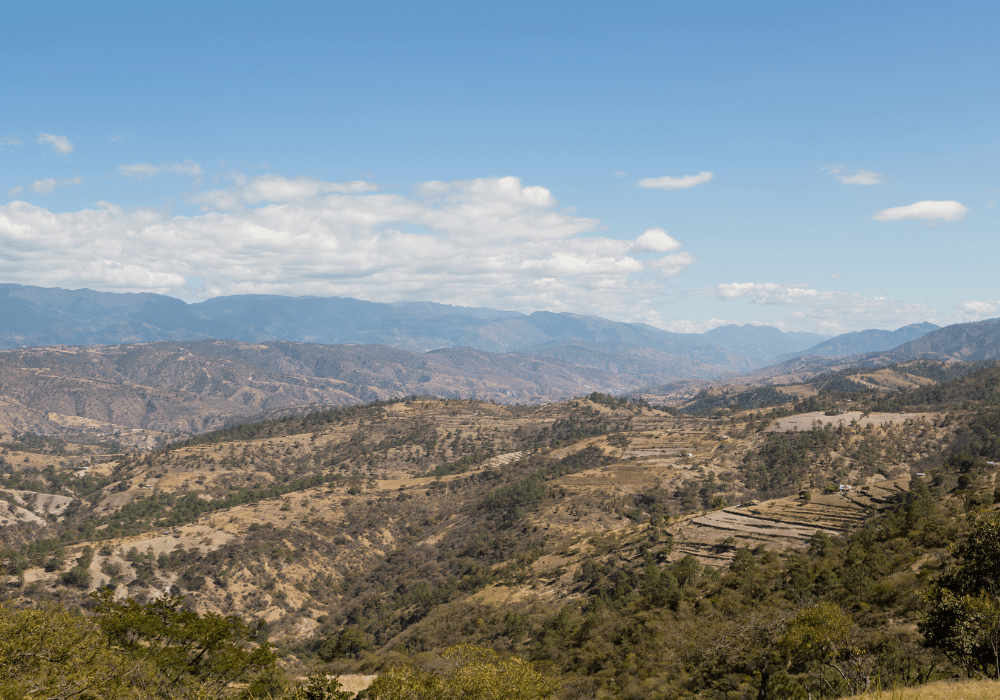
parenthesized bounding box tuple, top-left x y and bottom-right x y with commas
(0, 589, 279, 699)
(363, 644, 557, 700)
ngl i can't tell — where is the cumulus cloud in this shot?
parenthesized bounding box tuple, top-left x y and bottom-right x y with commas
(874, 200, 968, 222)
(638, 171, 714, 190)
(698, 282, 938, 335)
(26, 176, 84, 195)
(36, 133, 74, 154)
(830, 273, 843, 280)
(119, 160, 203, 180)
(633, 228, 682, 253)
(956, 301, 1000, 320)
(0, 175, 697, 325)
(188, 174, 377, 210)
(824, 166, 884, 185)
(711, 283, 819, 304)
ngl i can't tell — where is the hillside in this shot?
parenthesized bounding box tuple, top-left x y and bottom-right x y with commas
(892, 317, 1000, 360)
(775, 322, 940, 362)
(6, 364, 1000, 697)
(0, 340, 644, 442)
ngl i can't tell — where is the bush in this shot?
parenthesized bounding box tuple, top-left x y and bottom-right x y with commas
(61, 565, 92, 589)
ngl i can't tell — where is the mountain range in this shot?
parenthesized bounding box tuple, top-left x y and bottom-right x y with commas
(0, 284, 831, 382)
(4, 284, 996, 399)
(772, 322, 941, 362)
(730, 318, 1000, 387)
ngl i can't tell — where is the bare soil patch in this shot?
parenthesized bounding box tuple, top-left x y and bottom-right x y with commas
(769, 411, 933, 432)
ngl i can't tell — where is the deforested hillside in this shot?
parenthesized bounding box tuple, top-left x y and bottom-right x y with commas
(0, 340, 639, 441)
(6, 362, 1000, 698)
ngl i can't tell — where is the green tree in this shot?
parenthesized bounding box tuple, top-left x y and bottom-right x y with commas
(840, 530, 885, 604)
(921, 513, 1000, 678)
(61, 564, 94, 588)
(91, 588, 279, 698)
(0, 604, 137, 700)
(319, 627, 369, 661)
(287, 673, 353, 700)
(641, 562, 680, 609)
(365, 644, 557, 700)
(782, 601, 872, 697)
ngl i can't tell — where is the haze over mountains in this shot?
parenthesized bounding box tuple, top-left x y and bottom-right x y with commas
(773, 322, 941, 362)
(733, 318, 1000, 387)
(0, 340, 643, 438)
(0, 284, 827, 374)
(3, 284, 996, 404)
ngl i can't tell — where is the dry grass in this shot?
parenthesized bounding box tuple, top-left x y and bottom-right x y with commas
(848, 678, 1000, 699)
(768, 411, 933, 433)
(335, 675, 377, 694)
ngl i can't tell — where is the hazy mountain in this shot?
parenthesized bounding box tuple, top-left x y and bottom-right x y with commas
(701, 324, 828, 367)
(0, 284, 830, 378)
(0, 340, 640, 437)
(891, 318, 1000, 361)
(718, 318, 1000, 388)
(774, 322, 941, 362)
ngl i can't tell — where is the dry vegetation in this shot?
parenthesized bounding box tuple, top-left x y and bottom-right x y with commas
(848, 679, 1000, 699)
(3, 361, 1000, 698)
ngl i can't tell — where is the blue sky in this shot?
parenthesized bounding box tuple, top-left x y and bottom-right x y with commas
(1, 1, 997, 335)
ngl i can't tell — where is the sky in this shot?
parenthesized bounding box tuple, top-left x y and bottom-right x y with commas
(1, 1, 997, 337)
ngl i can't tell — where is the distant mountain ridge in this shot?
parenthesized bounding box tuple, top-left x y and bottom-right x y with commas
(0, 284, 830, 380)
(721, 318, 1000, 388)
(891, 318, 1000, 361)
(774, 322, 941, 362)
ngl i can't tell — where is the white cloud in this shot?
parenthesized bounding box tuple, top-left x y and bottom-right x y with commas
(0, 175, 697, 326)
(638, 171, 714, 191)
(956, 301, 1000, 320)
(0, 136, 22, 152)
(37, 133, 74, 154)
(874, 200, 968, 222)
(662, 317, 739, 334)
(189, 175, 380, 211)
(829, 272, 843, 280)
(119, 160, 203, 180)
(27, 176, 84, 195)
(824, 166, 884, 185)
(31, 179, 57, 195)
(699, 282, 939, 335)
(119, 163, 160, 179)
(711, 282, 818, 304)
(839, 169, 883, 185)
(8, 186, 23, 198)
(633, 227, 682, 253)
(162, 160, 203, 177)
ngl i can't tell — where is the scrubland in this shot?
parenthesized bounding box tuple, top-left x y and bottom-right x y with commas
(3, 361, 1000, 698)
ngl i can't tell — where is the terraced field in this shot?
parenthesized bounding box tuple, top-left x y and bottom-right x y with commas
(668, 477, 910, 566)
